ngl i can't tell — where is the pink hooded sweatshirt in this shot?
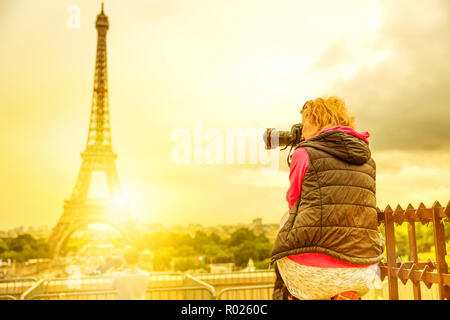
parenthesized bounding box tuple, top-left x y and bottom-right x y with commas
(286, 126, 375, 268)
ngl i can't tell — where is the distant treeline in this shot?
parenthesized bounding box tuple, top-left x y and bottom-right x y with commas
(0, 234, 51, 262)
(136, 228, 273, 271)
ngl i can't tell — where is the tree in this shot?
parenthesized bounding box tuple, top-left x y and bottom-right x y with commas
(152, 247, 176, 271)
(255, 258, 271, 270)
(228, 228, 255, 247)
(176, 245, 196, 257)
(192, 231, 211, 253)
(0, 239, 8, 254)
(232, 241, 257, 267)
(173, 257, 196, 271)
(209, 232, 222, 245)
(227, 228, 272, 268)
(0, 234, 50, 262)
(135, 227, 274, 270)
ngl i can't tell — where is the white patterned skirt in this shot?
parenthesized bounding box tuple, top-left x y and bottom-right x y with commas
(277, 256, 380, 300)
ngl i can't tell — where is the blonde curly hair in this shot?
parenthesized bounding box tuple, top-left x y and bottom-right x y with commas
(301, 96, 355, 130)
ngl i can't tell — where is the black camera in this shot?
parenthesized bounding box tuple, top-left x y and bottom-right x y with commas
(263, 123, 303, 150)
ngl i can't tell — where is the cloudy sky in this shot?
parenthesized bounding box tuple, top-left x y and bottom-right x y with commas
(0, 0, 448, 229)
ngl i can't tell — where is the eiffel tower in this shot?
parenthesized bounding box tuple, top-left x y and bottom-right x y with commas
(49, 3, 139, 254)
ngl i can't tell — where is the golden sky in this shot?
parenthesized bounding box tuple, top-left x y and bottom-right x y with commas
(0, 0, 449, 229)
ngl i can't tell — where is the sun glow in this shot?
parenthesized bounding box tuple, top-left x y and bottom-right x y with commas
(87, 223, 116, 232)
(111, 191, 130, 213)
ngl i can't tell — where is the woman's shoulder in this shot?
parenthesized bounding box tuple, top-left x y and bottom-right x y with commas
(292, 147, 309, 162)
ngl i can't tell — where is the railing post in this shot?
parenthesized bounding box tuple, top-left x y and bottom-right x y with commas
(20, 279, 45, 300)
(384, 205, 399, 300)
(406, 204, 421, 300)
(431, 201, 450, 300)
(183, 273, 216, 300)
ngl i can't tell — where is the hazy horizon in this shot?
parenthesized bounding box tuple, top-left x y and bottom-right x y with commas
(1, 0, 449, 230)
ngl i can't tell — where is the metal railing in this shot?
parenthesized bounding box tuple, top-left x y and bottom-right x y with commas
(20, 272, 215, 300)
(0, 277, 38, 297)
(40, 272, 184, 294)
(20, 279, 45, 300)
(184, 273, 216, 299)
(217, 285, 274, 300)
(31, 291, 116, 300)
(192, 270, 275, 286)
(147, 272, 185, 288)
(146, 286, 214, 300)
(43, 276, 114, 293)
(377, 201, 450, 300)
(29, 286, 215, 300)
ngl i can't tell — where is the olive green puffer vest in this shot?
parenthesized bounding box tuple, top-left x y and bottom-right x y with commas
(271, 130, 385, 265)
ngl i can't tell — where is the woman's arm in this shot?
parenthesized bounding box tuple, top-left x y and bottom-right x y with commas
(286, 147, 310, 211)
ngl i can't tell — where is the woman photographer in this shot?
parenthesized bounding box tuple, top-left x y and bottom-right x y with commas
(271, 96, 385, 300)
